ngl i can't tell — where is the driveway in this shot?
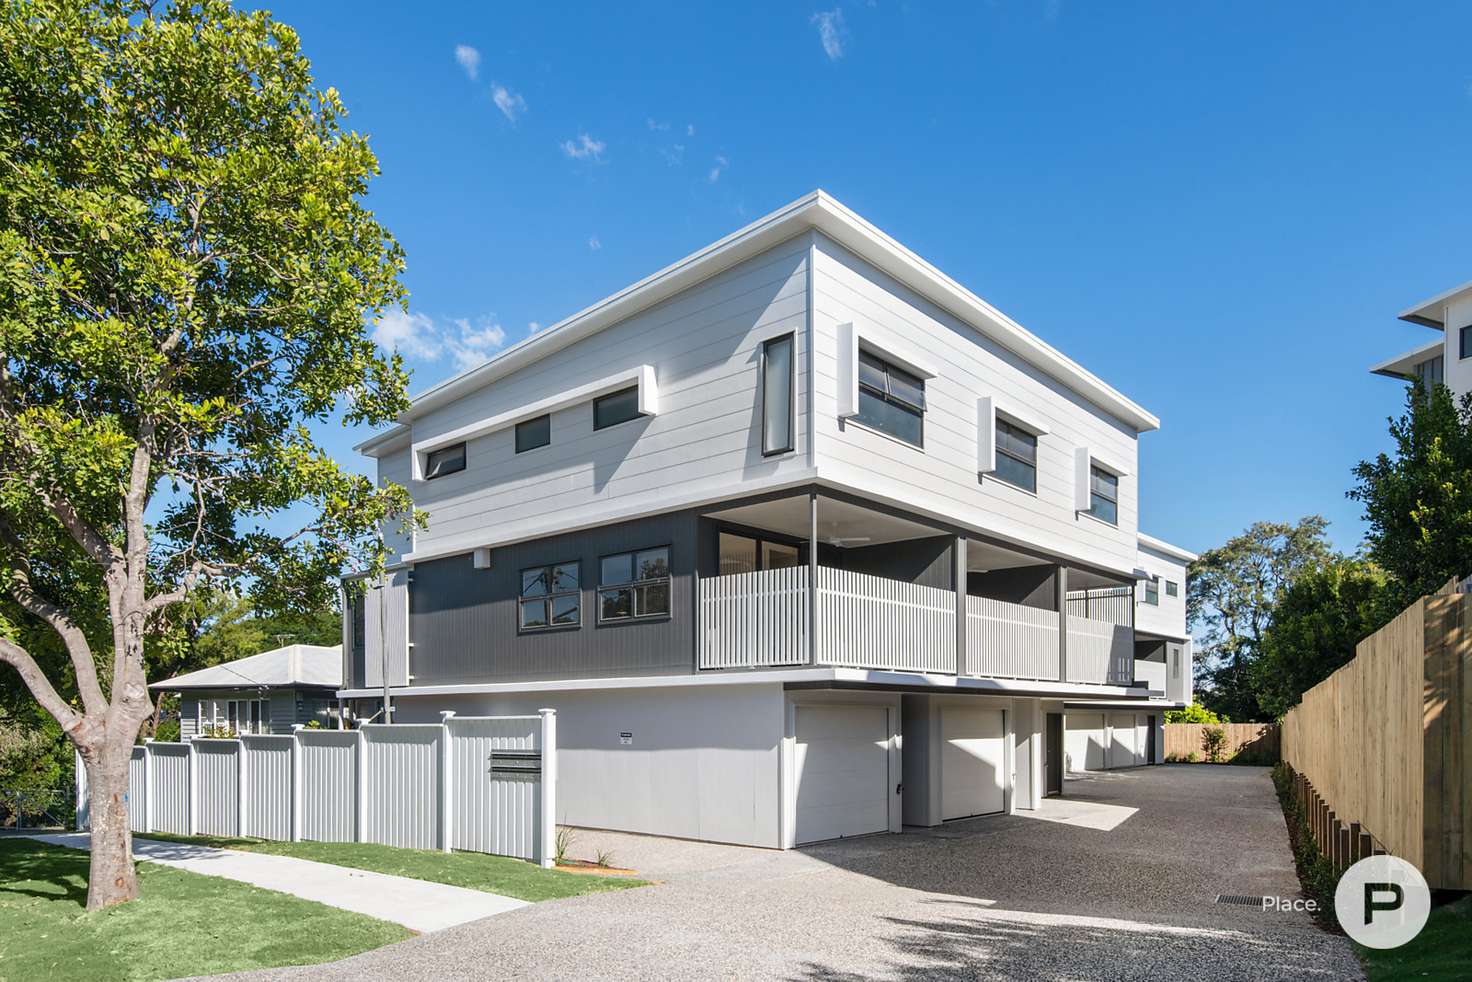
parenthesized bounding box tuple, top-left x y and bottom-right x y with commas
(208, 765, 1362, 981)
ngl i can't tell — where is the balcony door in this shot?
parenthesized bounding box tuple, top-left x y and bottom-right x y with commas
(717, 530, 803, 576)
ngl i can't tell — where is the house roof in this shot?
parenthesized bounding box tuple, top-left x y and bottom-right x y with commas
(1399, 280, 1472, 329)
(1369, 338, 1444, 381)
(356, 190, 1159, 456)
(149, 644, 342, 692)
(1138, 532, 1198, 564)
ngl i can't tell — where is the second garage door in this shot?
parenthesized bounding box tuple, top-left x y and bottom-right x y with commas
(1109, 712, 1139, 768)
(1065, 713, 1106, 772)
(941, 707, 1005, 820)
(794, 705, 890, 845)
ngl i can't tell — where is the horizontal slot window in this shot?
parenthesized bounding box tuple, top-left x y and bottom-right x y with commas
(593, 386, 642, 430)
(515, 414, 551, 453)
(425, 442, 466, 479)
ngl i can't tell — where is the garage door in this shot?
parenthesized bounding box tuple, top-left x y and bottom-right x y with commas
(941, 707, 1005, 820)
(1065, 713, 1106, 772)
(1109, 713, 1137, 768)
(794, 706, 890, 844)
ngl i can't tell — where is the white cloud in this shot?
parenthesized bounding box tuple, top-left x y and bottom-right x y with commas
(491, 83, 527, 122)
(445, 317, 507, 370)
(811, 9, 846, 60)
(687, 123, 696, 136)
(647, 118, 670, 132)
(561, 133, 606, 161)
(528, 321, 543, 333)
(454, 44, 480, 80)
(708, 154, 728, 183)
(372, 309, 441, 360)
(659, 142, 686, 166)
(587, 235, 602, 251)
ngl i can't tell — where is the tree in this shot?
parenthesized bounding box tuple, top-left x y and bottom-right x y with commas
(1251, 557, 1390, 719)
(0, 0, 418, 909)
(1187, 517, 1332, 721)
(1163, 701, 1226, 725)
(1350, 382, 1472, 609)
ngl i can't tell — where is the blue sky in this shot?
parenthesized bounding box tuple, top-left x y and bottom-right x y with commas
(268, 1, 1472, 557)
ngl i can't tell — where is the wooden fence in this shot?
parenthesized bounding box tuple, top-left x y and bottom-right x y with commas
(1281, 578, 1472, 890)
(1164, 723, 1279, 762)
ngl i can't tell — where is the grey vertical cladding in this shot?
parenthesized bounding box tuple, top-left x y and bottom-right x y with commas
(408, 510, 699, 684)
(149, 742, 191, 835)
(242, 735, 294, 840)
(192, 740, 240, 837)
(820, 536, 955, 591)
(969, 565, 1059, 610)
(299, 731, 358, 842)
(363, 724, 441, 850)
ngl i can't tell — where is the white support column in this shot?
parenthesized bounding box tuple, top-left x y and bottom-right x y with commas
(808, 492, 819, 665)
(354, 727, 368, 844)
(1055, 566, 1069, 683)
(954, 536, 968, 675)
(439, 711, 455, 853)
(141, 743, 153, 833)
(538, 708, 557, 869)
(1004, 709, 1017, 816)
(236, 739, 248, 838)
(186, 739, 199, 836)
(1028, 698, 1044, 810)
(289, 726, 303, 842)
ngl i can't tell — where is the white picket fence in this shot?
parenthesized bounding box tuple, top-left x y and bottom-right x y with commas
(76, 711, 557, 866)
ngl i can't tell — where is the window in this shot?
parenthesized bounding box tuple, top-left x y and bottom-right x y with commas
(593, 386, 642, 430)
(515, 414, 551, 453)
(1143, 579, 1159, 605)
(425, 442, 466, 479)
(1461, 325, 1472, 360)
(519, 562, 580, 630)
(761, 334, 795, 455)
(1415, 355, 1444, 390)
(718, 531, 802, 575)
(993, 419, 1038, 493)
(198, 698, 269, 735)
(1170, 646, 1180, 680)
(1165, 579, 1179, 597)
(855, 350, 925, 447)
(599, 546, 671, 621)
(1088, 464, 1119, 525)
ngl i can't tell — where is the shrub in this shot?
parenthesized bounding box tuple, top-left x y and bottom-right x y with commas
(1201, 726, 1228, 763)
(1186, 751, 1200, 762)
(554, 826, 575, 865)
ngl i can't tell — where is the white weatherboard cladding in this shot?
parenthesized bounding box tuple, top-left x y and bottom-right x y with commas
(1444, 295, 1472, 399)
(363, 724, 442, 850)
(793, 704, 891, 844)
(1064, 713, 1106, 772)
(192, 739, 241, 836)
(394, 240, 812, 556)
(299, 731, 358, 842)
(1135, 541, 1190, 640)
(810, 235, 1139, 576)
(127, 747, 148, 832)
(378, 451, 415, 562)
(242, 735, 294, 840)
(448, 715, 542, 861)
(940, 706, 1005, 820)
(149, 743, 191, 835)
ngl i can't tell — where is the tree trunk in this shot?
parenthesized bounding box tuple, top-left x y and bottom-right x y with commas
(82, 739, 139, 910)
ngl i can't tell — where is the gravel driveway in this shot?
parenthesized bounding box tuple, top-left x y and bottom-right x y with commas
(204, 765, 1362, 982)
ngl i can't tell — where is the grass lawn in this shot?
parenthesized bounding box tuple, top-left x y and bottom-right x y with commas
(136, 832, 649, 902)
(1356, 893, 1472, 981)
(0, 837, 409, 981)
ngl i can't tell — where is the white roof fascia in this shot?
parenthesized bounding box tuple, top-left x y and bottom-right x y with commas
(1137, 532, 1198, 564)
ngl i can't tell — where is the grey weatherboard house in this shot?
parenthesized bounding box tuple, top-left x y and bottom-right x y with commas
(340, 191, 1193, 849)
(153, 643, 343, 739)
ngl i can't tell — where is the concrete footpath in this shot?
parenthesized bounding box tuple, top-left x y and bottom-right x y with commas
(23, 833, 525, 933)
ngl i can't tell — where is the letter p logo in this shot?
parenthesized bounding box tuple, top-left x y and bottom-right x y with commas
(1363, 882, 1403, 924)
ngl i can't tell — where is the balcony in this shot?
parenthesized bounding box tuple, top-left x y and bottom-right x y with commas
(697, 564, 1133, 686)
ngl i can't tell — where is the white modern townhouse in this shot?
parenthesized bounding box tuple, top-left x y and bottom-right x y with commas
(340, 191, 1193, 849)
(1371, 279, 1472, 400)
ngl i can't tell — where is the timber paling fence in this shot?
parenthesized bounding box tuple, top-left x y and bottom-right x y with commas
(1163, 723, 1279, 761)
(1281, 578, 1471, 890)
(75, 711, 558, 867)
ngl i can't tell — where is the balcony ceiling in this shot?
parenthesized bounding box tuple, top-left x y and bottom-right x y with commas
(707, 495, 943, 547)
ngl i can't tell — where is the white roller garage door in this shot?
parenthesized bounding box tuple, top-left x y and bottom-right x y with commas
(1109, 712, 1139, 768)
(794, 705, 890, 845)
(1065, 713, 1106, 772)
(941, 707, 1005, 820)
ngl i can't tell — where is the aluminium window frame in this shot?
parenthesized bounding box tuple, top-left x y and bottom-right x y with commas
(854, 348, 926, 448)
(424, 441, 467, 480)
(515, 414, 552, 454)
(596, 544, 673, 624)
(1143, 578, 1159, 606)
(517, 559, 582, 633)
(760, 333, 796, 456)
(1087, 462, 1120, 526)
(992, 417, 1039, 494)
(593, 386, 643, 431)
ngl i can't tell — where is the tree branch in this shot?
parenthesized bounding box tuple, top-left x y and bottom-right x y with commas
(0, 637, 83, 736)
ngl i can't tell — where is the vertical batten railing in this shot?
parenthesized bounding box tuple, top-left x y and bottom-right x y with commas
(698, 566, 810, 669)
(965, 596, 1061, 680)
(1066, 615, 1134, 684)
(814, 567, 956, 673)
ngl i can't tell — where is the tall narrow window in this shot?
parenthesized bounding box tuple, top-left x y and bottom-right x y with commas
(855, 350, 925, 446)
(761, 334, 794, 455)
(593, 386, 642, 430)
(515, 414, 551, 453)
(1088, 464, 1119, 526)
(993, 419, 1038, 493)
(1461, 325, 1472, 360)
(1143, 579, 1159, 605)
(425, 442, 466, 479)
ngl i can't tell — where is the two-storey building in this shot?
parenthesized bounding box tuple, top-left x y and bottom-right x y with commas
(340, 191, 1193, 848)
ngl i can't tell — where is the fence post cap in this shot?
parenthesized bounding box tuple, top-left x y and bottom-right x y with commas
(291, 724, 305, 732)
(439, 710, 456, 722)
(538, 707, 556, 717)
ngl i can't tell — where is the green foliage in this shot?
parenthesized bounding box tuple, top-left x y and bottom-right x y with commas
(1163, 700, 1226, 725)
(1351, 382, 1472, 609)
(0, 708, 71, 794)
(1200, 725, 1227, 763)
(1188, 517, 1333, 721)
(1252, 557, 1393, 718)
(1270, 763, 1337, 929)
(554, 826, 575, 866)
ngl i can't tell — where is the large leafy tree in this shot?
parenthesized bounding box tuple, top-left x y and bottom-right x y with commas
(1251, 557, 1390, 718)
(1350, 382, 1472, 608)
(0, 0, 416, 909)
(1187, 516, 1332, 721)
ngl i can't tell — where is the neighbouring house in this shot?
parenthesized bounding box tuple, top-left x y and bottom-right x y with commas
(341, 190, 1195, 849)
(151, 644, 344, 738)
(1370, 279, 1472, 401)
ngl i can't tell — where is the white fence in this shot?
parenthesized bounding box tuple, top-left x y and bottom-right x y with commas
(966, 595, 1060, 680)
(698, 566, 810, 669)
(816, 567, 957, 673)
(77, 711, 557, 866)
